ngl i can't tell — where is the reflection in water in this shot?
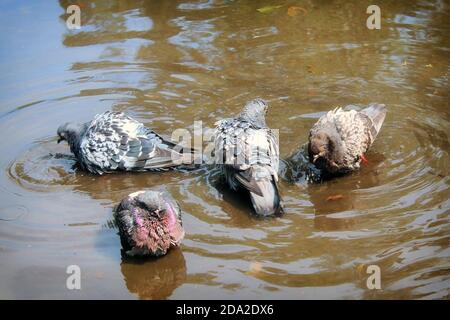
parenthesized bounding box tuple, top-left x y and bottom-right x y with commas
(307, 154, 385, 231)
(0, 0, 449, 299)
(282, 145, 386, 230)
(121, 248, 187, 300)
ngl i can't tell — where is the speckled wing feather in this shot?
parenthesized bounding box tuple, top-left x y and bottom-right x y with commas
(214, 118, 279, 196)
(80, 111, 187, 174)
(311, 104, 386, 171)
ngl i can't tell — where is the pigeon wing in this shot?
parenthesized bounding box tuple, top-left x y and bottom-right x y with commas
(360, 103, 387, 142)
(215, 118, 279, 196)
(330, 108, 372, 165)
(80, 111, 187, 173)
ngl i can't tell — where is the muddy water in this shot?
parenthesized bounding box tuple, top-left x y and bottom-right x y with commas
(0, 0, 449, 299)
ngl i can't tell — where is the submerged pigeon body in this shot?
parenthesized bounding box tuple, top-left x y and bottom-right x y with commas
(214, 99, 283, 217)
(57, 111, 195, 174)
(114, 190, 184, 257)
(308, 103, 387, 175)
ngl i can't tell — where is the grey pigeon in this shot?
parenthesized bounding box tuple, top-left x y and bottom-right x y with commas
(308, 103, 387, 175)
(57, 111, 196, 174)
(114, 190, 184, 257)
(214, 98, 283, 217)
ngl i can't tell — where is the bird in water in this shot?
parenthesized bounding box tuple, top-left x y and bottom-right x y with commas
(214, 98, 283, 217)
(114, 190, 184, 257)
(308, 103, 387, 175)
(57, 111, 196, 174)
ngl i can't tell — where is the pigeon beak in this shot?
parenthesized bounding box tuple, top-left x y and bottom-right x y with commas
(313, 151, 326, 163)
(57, 137, 63, 144)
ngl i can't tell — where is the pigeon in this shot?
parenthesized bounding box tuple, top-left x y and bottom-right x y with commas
(57, 111, 196, 174)
(114, 190, 184, 257)
(308, 103, 387, 175)
(214, 98, 283, 217)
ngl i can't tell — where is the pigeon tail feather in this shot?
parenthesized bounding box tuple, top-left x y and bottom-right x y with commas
(361, 103, 387, 139)
(249, 178, 283, 217)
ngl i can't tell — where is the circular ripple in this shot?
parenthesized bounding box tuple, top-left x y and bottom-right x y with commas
(8, 139, 80, 192)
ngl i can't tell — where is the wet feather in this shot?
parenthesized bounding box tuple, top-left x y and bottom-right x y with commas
(213, 98, 283, 216)
(114, 190, 184, 257)
(308, 103, 387, 175)
(57, 111, 197, 174)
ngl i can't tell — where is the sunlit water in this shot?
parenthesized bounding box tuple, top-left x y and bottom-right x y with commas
(0, 0, 449, 299)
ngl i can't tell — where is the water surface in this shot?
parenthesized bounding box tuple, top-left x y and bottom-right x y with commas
(0, 0, 449, 299)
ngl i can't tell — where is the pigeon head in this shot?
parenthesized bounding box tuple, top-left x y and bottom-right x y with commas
(120, 190, 184, 256)
(57, 122, 85, 146)
(309, 130, 343, 173)
(131, 190, 165, 213)
(239, 98, 269, 127)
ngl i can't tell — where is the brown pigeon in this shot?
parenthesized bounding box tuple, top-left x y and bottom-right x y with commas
(308, 103, 387, 175)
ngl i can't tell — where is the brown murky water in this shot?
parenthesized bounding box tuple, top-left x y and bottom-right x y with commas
(0, 0, 449, 299)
